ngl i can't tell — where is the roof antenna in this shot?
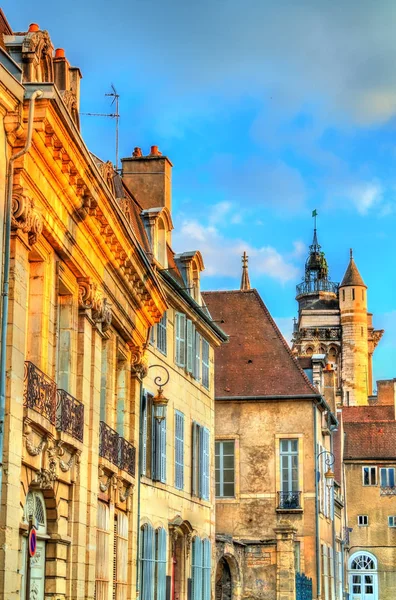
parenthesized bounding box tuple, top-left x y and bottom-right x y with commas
(240, 251, 251, 291)
(81, 84, 120, 171)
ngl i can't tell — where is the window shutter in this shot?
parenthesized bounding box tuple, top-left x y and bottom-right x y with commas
(198, 426, 204, 498)
(202, 539, 211, 600)
(156, 528, 167, 600)
(192, 537, 203, 600)
(192, 422, 198, 496)
(186, 320, 193, 373)
(142, 524, 155, 600)
(142, 391, 148, 476)
(175, 411, 184, 490)
(175, 313, 186, 367)
(160, 418, 167, 484)
(157, 313, 167, 355)
(201, 339, 210, 389)
(193, 331, 201, 380)
(202, 428, 210, 500)
(96, 502, 110, 599)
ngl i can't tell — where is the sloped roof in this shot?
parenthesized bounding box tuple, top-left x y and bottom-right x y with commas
(202, 289, 318, 398)
(0, 8, 12, 50)
(340, 256, 366, 288)
(343, 405, 395, 423)
(344, 421, 396, 460)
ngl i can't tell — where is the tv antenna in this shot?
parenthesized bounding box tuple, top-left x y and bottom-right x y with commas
(81, 84, 120, 170)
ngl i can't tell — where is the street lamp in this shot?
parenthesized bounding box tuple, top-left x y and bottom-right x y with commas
(148, 364, 170, 422)
(317, 450, 335, 489)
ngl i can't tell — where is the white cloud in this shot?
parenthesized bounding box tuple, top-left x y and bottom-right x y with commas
(347, 182, 383, 215)
(173, 219, 299, 283)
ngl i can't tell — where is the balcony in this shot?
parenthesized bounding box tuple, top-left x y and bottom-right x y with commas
(24, 361, 57, 425)
(277, 491, 302, 511)
(56, 389, 84, 442)
(24, 361, 84, 442)
(380, 486, 396, 496)
(99, 421, 136, 477)
(296, 279, 339, 297)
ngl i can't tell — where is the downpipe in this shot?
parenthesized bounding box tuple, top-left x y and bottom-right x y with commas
(0, 90, 43, 503)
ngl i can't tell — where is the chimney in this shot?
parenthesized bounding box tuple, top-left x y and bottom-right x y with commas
(53, 48, 70, 92)
(121, 147, 173, 212)
(322, 363, 337, 414)
(69, 66, 82, 111)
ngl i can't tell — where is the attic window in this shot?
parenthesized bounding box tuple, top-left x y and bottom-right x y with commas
(156, 218, 167, 267)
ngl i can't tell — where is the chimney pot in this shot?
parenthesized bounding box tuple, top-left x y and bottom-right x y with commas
(150, 145, 162, 156)
(55, 48, 66, 58)
(28, 23, 40, 32)
(132, 147, 142, 158)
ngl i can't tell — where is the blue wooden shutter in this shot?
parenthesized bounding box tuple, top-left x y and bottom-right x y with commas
(193, 331, 201, 380)
(192, 537, 202, 600)
(202, 428, 210, 500)
(192, 422, 198, 496)
(175, 313, 186, 367)
(160, 417, 166, 483)
(142, 524, 155, 600)
(198, 426, 204, 498)
(202, 539, 211, 600)
(142, 391, 148, 476)
(186, 320, 193, 373)
(175, 411, 184, 490)
(157, 312, 167, 354)
(156, 528, 167, 600)
(201, 339, 209, 389)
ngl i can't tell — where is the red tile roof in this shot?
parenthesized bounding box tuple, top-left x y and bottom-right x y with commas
(344, 421, 396, 460)
(202, 289, 317, 398)
(343, 406, 395, 423)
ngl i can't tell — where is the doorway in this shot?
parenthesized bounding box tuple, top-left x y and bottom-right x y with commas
(348, 552, 378, 600)
(20, 490, 47, 600)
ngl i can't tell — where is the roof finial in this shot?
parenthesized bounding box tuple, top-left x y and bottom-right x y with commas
(240, 251, 251, 291)
(350, 248, 353, 260)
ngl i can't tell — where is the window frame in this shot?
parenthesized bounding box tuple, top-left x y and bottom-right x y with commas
(362, 466, 377, 486)
(358, 515, 369, 527)
(380, 467, 395, 488)
(280, 439, 299, 493)
(388, 516, 396, 528)
(215, 440, 235, 498)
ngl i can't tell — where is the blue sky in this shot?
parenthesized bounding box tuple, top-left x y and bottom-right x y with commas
(5, 0, 396, 382)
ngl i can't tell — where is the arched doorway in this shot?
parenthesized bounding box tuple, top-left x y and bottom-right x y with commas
(216, 557, 232, 600)
(348, 551, 378, 600)
(20, 490, 47, 600)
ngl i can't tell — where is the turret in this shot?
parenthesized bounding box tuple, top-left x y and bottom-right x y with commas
(339, 250, 369, 406)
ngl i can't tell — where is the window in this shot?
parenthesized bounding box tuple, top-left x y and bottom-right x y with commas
(193, 330, 201, 381)
(201, 340, 210, 389)
(337, 551, 343, 600)
(361, 326, 364, 337)
(380, 467, 395, 488)
(191, 537, 211, 600)
(140, 524, 155, 600)
(280, 439, 298, 492)
(352, 288, 355, 300)
(155, 528, 167, 600)
(342, 289, 345, 302)
(157, 313, 167, 355)
(388, 516, 396, 527)
(186, 319, 194, 373)
(142, 392, 153, 477)
(95, 502, 110, 598)
(150, 326, 155, 345)
(153, 416, 166, 483)
(362, 466, 377, 486)
(175, 312, 186, 367)
(192, 422, 210, 500)
(322, 544, 329, 600)
(113, 512, 128, 600)
(358, 515, 368, 526)
(175, 411, 184, 490)
(362, 289, 364, 301)
(329, 546, 335, 600)
(215, 440, 235, 498)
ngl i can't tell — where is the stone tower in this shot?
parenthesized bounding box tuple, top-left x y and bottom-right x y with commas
(293, 223, 384, 404)
(339, 250, 369, 406)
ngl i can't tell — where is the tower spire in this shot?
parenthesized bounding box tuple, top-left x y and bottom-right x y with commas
(240, 251, 251, 291)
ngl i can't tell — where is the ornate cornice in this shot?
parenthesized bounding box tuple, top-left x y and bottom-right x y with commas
(78, 279, 112, 331)
(12, 188, 43, 245)
(128, 343, 148, 379)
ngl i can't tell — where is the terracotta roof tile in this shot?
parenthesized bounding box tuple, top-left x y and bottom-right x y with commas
(344, 421, 396, 460)
(202, 289, 317, 398)
(343, 406, 395, 423)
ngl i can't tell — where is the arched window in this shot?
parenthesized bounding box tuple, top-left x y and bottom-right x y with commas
(348, 552, 378, 600)
(305, 347, 314, 357)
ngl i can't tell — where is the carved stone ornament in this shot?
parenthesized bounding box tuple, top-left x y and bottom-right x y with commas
(26, 435, 47, 457)
(118, 479, 134, 503)
(99, 160, 115, 195)
(11, 191, 43, 245)
(34, 465, 57, 489)
(129, 344, 148, 379)
(185, 532, 192, 557)
(78, 279, 112, 331)
(92, 297, 112, 332)
(61, 90, 80, 129)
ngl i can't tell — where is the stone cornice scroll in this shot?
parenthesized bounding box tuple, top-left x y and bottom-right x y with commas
(128, 343, 148, 379)
(78, 279, 112, 331)
(12, 188, 43, 245)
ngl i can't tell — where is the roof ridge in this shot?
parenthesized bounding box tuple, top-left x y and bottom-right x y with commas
(250, 289, 319, 394)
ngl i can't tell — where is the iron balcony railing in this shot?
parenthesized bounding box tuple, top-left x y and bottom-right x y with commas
(380, 486, 396, 496)
(56, 389, 84, 442)
(277, 490, 302, 510)
(99, 421, 136, 477)
(24, 361, 57, 425)
(296, 279, 339, 297)
(24, 361, 84, 442)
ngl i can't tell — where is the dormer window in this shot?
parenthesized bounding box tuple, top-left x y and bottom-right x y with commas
(156, 217, 167, 266)
(141, 207, 173, 269)
(174, 251, 204, 304)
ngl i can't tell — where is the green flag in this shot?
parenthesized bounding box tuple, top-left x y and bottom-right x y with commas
(312, 209, 318, 217)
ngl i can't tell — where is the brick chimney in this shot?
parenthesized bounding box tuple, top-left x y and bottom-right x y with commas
(53, 48, 70, 92)
(121, 146, 173, 212)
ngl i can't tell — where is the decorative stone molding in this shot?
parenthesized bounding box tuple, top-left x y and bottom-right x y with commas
(34, 465, 57, 489)
(78, 279, 112, 331)
(118, 479, 134, 503)
(92, 297, 112, 332)
(185, 532, 192, 557)
(128, 343, 148, 379)
(61, 90, 80, 129)
(26, 436, 47, 457)
(99, 160, 115, 195)
(11, 190, 43, 245)
(21, 29, 54, 83)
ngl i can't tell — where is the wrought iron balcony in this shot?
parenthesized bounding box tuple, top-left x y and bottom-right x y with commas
(296, 279, 339, 297)
(56, 389, 84, 442)
(99, 421, 136, 476)
(118, 437, 136, 477)
(380, 486, 396, 496)
(24, 361, 57, 425)
(277, 490, 302, 510)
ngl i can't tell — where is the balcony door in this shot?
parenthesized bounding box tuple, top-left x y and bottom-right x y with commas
(280, 439, 299, 492)
(348, 552, 378, 600)
(20, 491, 47, 600)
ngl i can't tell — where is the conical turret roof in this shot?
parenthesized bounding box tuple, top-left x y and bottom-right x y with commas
(340, 249, 367, 288)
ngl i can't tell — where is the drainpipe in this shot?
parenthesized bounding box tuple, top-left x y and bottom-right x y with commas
(314, 399, 322, 600)
(135, 377, 144, 598)
(330, 431, 337, 599)
(0, 90, 43, 505)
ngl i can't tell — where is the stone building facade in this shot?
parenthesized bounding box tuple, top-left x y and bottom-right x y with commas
(203, 278, 343, 600)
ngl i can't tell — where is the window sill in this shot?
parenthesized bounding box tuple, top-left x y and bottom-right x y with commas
(276, 508, 303, 514)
